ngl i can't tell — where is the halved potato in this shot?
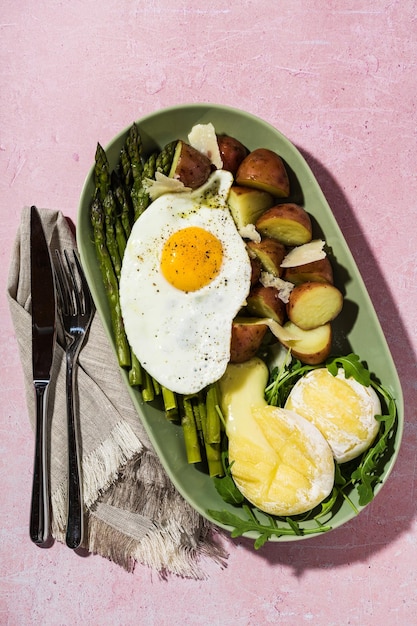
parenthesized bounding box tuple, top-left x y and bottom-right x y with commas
(284, 257, 334, 285)
(287, 282, 343, 330)
(256, 204, 312, 246)
(217, 134, 249, 175)
(236, 148, 290, 197)
(230, 319, 268, 363)
(246, 285, 286, 324)
(279, 321, 332, 365)
(247, 238, 286, 277)
(250, 257, 262, 286)
(227, 186, 274, 230)
(168, 140, 212, 189)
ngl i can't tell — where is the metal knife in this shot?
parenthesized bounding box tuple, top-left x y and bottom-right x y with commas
(29, 205, 57, 545)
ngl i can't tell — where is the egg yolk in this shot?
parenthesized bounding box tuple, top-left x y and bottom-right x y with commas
(161, 226, 223, 292)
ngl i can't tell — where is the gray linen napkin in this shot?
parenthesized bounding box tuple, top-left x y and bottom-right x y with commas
(7, 206, 228, 579)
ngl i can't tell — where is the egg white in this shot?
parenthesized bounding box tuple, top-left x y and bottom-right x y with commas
(120, 170, 252, 394)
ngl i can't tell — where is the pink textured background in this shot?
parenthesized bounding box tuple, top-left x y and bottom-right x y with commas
(1, 2, 416, 624)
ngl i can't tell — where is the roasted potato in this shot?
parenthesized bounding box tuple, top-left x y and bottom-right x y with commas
(246, 285, 286, 324)
(227, 185, 274, 230)
(250, 257, 262, 286)
(287, 282, 343, 330)
(169, 140, 212, 189)
(256, 203, 312, 247)
(279, 321, 332, 365)
(217, 134, 249, 175)
(284, 257, 334, 285)
(236, 148, 290, 197)
(230, 318, 268, 363)
(247, 238, 287, 277)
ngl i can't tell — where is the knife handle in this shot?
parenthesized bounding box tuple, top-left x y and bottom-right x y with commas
(30, 380, 51, 545)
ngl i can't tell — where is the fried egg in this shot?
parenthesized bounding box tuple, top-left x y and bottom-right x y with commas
(285, 368, 381, 463)
(120, 170, 252, 394)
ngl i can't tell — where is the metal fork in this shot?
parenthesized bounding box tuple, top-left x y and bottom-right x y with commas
(54, 249, 94, 549)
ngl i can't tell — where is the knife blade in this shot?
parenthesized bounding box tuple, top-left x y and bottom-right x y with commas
(29, 205, 56, 545)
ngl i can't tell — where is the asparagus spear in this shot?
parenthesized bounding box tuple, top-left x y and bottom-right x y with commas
(198, 391, 223, 477)
(162, 386, 178, 420)
(103, 190, 122, 279)
(132, 152, 157, 221)
(94, 143, 111, 203)
(125, 122, 143, 184)
(182, 396, 202, 464)
(155, 140, 177, 176)
(90, 196, 131, 368)
(112, 170, 132, 241)
(205, 383, 222, 444)
(118, 146, 132, 191)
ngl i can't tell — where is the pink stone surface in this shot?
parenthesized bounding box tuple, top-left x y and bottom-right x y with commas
(1, 2, 416, 624)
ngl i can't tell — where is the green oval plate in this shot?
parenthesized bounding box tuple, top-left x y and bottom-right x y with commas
(77, 103, 404, 542)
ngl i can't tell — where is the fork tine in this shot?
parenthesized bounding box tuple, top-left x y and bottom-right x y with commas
(64, 250, 83, 314)
(55, 250, 73, 315)
(72, 250, 93, 317)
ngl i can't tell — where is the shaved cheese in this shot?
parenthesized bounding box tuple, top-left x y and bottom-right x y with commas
(239, 224, 261, 243)
(260, 271, 294, 304)
(233, 316, 300, 343)
(188, 123, 223, 169)
(280, 239, 326, 268)
(143, 172, 191, 200)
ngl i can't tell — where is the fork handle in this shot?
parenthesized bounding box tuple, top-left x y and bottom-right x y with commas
(65, 351, 84, 549)
(30, 380, 51, 545)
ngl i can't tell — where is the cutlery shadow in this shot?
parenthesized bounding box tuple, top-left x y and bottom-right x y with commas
(228, 148, 415, 571)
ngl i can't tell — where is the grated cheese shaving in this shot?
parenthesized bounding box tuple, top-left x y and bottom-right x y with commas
(238, 224, 261, 243)
(143, 172, 191, 200)
(260, 271, 294, 304)
(280, 239, 326, 268)
(188, 123, 223, 169)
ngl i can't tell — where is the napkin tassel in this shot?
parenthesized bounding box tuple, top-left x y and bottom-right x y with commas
(50, 420, 143, 540)
(87, 451, 229, 579)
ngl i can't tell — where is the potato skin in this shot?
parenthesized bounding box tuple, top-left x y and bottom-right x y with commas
(217, 134, 249, 176)
(284, 257, 334, 285)
(279, 321, 332, 365)
(287, 282, 343, 330)
(169, 140, 212, 189)
(247, 238, 287, 277)
(246, 285, 286, 324)
(236, 148, 290, 197)
(250, 257, 262, 286)
(230, 321, 268, 363)
(256, 203, 312, 246)
(227, 186, 274, 229)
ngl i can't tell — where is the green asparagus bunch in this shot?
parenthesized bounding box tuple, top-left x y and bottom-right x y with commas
(89, 123, 224, 475)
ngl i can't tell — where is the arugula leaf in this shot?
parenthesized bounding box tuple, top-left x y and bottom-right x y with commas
(350, 380, 397, 505)
(264, 352, 314, 407)
(207, 505, 332, 547)
(326, 353, 371, 386)
(213, 474, 244, 505)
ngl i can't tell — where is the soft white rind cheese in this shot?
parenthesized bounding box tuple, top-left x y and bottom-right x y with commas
(219, 358, 335, 516)
(285, 368, 381, 463)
